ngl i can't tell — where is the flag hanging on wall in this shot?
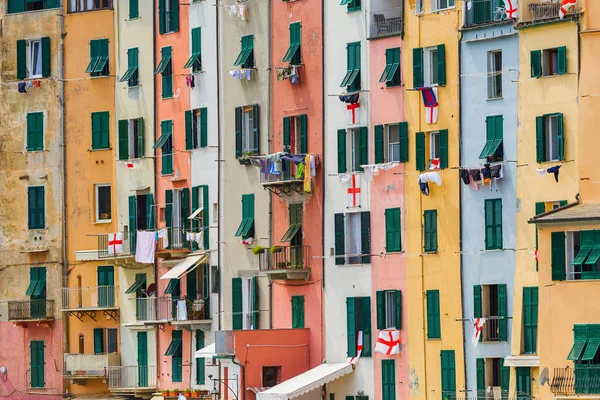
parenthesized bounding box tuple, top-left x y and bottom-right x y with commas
(346, 174, 361, 208)
(559, 0, 577, 19)
(503, 0, 517, 19)
(472, 318, 487, 347)
(418, 87, 438, 124)
(107, 233, 123, 255)
(375, 330, 401, 355)
(347, 331, 363, 365)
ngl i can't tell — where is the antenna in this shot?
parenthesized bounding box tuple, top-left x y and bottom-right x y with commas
(540, 368, 550, 386)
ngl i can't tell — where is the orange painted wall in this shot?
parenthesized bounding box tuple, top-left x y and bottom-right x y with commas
(270, 0, 324, 371)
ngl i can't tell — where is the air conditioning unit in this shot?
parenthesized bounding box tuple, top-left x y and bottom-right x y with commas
(215, 330, 235, 355)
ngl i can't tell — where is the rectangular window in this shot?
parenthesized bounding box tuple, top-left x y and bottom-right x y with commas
(531, 47, 566, 78)
(523, 287, 538, 354)
(283, 22, 301, 65)
(29, 40, 42, 78)
(291, 295, 304, 328)
(423, 210, 438, 253)
(95, 184, 112, 222)
(488, 50, 502, 99)
(129, 0, 139, 18)
(283, 114, 308, 155)
(196, 330, 205, 384)
(385, 208, 402, 253)
(376, 290, 401, 330)
(118, 117, 144, 160)
(424, 46, 439, 86)
(158, 47, 173, 98)
(562, 230, 600, 281)
(415, 0, 424, 13)
(479, 115, 504, 160)
(430, 131, 440, 162)
(416, 130, 447, 170)
(484, 199, 503, 250)
(186, 108, 208, 149)
(335, 212, 371, 265)
(26, 112, 44, 151)
(381, 360, 396, 400)
(379, 48, 400, 88)
(97, 266, 115, 307)
(426, 290, 441, 339)
(184, 27, 202, 72)
(170, 330, 183, 382)
(234, 194, 255, 239)
(158, 0, 179, 34)
(86, 39, 109, 77)
(375, 123, 408, 164)
(119, 48, 139, 86)
(235, 105, 259, 157)
(440, 350, 456, 400)
(9, 0, 59, 13)
(387, 124, 400, 162)
(340, 42, 361, 92)
(263, 366, 281, 387)
(480, 284, 507, 342)
(478, 358, 508, 394)
(234, 35, 255, 69)
(68, 0, 112, 12)
(30, 340, 45, 388)
(158, 120, 173, 175)
(16, 38, 50, 79)
(340, 0, 361, 12)
(432, 0, 455, 11)
(346, 296, 372, 357)
(543, 47, 559, 76)
(516, 367, 531, 398)
(341, 127, 368, 172)
(94, 328, 104, 353)
(28, 186, 45, 230)
(91, 111, 110, 150)
(281, 203, 302, 243)
(536, 113, 564, 163)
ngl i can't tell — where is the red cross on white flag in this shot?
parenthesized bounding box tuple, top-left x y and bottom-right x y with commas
(472, 318, 487, 347)
(559, 0, 576, 19)
(503, 0, 517, 19)
(375, 330, 401, 355)
(346, 103, 360, 125)
(347, 174, 361, 208)
(108, 233, 123, 256)
(347, 331, 363, 365)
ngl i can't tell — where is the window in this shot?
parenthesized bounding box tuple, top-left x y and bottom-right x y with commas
(387, 124, 400, 162)
(85, 39, 109, 77)
(28, 186, 45, 229)
(118, 118, 144, 160)
(185, 265, 211, 319)
(235, 105, 259, 157)
(416, 130, 448, 171)
(282, 204, 303, 268)
(567, 324, 600, 395)
(424, 46, 439, 86)
(95, 184, 112, 222)
(376, 290, 401, 329)
(558, 230, 600, 281)
(29, 40, 42, 77)
(346, 296, 371, 357)
(379, 48, 400, 87)
(283, 115, 308, 154)
(165, 330, 183, 382)
(523, 287, 538, 354)
(119, 48, 139, 87)
(196, 330, 205, 384)
(186, 108, 208, 149)
(184, 27, 202, 72)
(68, 0, 112, 12)
(154, 120, 173, 175)
(340, 0, 361, 12)
(531, 47, 567, 78)
(374, 123, 408, 164)
(413, 45, 446, 88)
(154, 47, 173, 98)
(158, 0, 179, 34)
(488, 51, 502, 99)
(164, 189, 190, 250)
(432, 0, 454, 11)
(334, 212, 371, 265)
(234, 35, 255, 69)
(382, 360, 396, 400)
(9, 0, 59, 13)
(440, 350, 456, 400)
(415, 0, 423, 13)
(536, 113, 564, 162)
(129, 0, 139, 19)
(385, 208, 402, 253)
(426, 290, 441, 339)
(337, 127, 368, 173)
(191, 185, 209, 250)
(26, 267, 47, 318)
(283, 22, 301, 65)
(484, 199, 503, 250)
(423, 210, 438, 252)
(516, 367, 531, 398)
(479, 115, 503, 160)
(97, 266, 115, 307)
(263, 366, 281, 387)
(234, 194, 255, 239)
(430, 131, 440, 163)
(231, 276, 258, 330)
(26, 112, 44, 151)
(16, 38, 50, 80)
(476, 358, 509, 396)
(340, 42, 361, 92)
(91, 111, 110, 150)
(291, 295, 304, 328)
(474, 284, 508, 341)
(78, 335, 84, 354)
(30, 341, 45, 388)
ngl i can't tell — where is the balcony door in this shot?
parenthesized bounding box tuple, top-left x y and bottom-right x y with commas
(97, 266, 115, 307)
(137, 332, 148, 387)
(29, 267, 47, 319)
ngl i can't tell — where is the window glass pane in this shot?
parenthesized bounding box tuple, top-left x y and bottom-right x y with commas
(430, 132, 440, 160)
(351, 129, 360, 171)
(97, 185, 111, 221)
(430, 50, 438, 85)
(31, 41, 42, 76)
(545, 116, 559, 161)
(385, 291, 396, 328)
(346, 213, 361, 264)
(242, 110, 252, 153)
(388, 125, 400, 162)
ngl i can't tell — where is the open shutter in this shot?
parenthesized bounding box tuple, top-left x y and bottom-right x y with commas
(185, 110, 193, 150)
(191, 187, 199, 251)
(94, 328, 104, 354)
(118, 120, 129, 160)
(536, 116, 544, 162)
(531, 50, 542, 78)
(551, 232, 566, 281)
(203, 186, 209, 249)
(172, 0, 180, 32)
(556, 113, 564, 160)
(337, 129, 347, 173)
(413, 48, 423, 88)
(374, 125, 384, 163)
(232, 278, 242, 330)
(437, 44, 446, 85)
(346, 297, 356, 357)
(473, 285, 482, 318)
(416, 132, 425, 171)
(182, 188, 190, 239)
(498, 284, 507, 341)
(395, 290, 402, 329)
(399, 122, 409, 162)
(200, 108, 208, 148)
(476, 358, 485, 391)
(235, 107, 242, 157)
(128, 196, 137, 233)
(17, 40, 27, 80)
(41, 37, 50, 78)
(252, 104, 260, 154)
(146, 194, 154, 229)
(359, 126, 368, 170)
(299, 114, 308, 154)
(557, 46, 567, 75)
(439, 129, 448, 169)
(361, 297, 371, 356)
(283, 117, 291, 151)
(203, 265, 211, 316)
(376, 291, 385, 330)
(361, 211, 371, 264)
(251, 276, 258, 329)
(501, 358, 510, 393)
(165, 190, 173, 229)
(137, 118, 144, 157)
(334, 213, 345, 265)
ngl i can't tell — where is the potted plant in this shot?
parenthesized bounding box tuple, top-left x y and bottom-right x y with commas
(238, 151, 254, 165)
(184, 389, 193, 397)
(191, 389, 201, 398)
(269, 245, 283, 253)
(277, 261, 287, 269)
(252, 245, 266, 255)
(169, 389, 180, 397)
(161, 389, 169, 397)
(200, 390, 210, 396)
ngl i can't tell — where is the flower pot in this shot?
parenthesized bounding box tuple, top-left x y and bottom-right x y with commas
(169, 390, 179, 397)
(161, 390, 170, 397)
(184, 390, 192, 397)
(191, 392, 201, 398)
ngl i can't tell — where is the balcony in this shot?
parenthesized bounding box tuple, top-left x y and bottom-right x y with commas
(97, 231, 136, 259)
(63, 353, 121, 379)
(62, 286, 119, 321)
(108, 366, 156, 393)
(258, 245, 311, 281)
(464, 0, 507, 27)
(551, 365, 600, 396)
(368, 7, 403, 39)
(155, 227, 192, 260)
(8, 300, 54, 323)
(126, 297, 211, 330)
(97, 228, 191, 262)
(519, 0, 577, 25)
(259, 158, 305, 197)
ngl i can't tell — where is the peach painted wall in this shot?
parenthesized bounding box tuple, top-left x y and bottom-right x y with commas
(368, 35, 408, 400)
(270, 0, 324, 371)
(158, 324, 194, 390)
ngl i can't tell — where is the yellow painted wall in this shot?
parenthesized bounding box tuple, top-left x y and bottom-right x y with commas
(403, 1, 465, 398)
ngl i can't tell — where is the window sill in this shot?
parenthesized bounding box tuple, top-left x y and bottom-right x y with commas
(422, 251, 438, 255)
(89, 147, 112, 152)
(26, 149, 45, 153)
(127, 17, 141, 21)
(538, 160, 562, 164)
(67, 8, 113, 14)
(161, 31, 179, 36)
(427, 337, 441, 341)
(6, 8, 59, 16)
(127, 84, 141, 89)
(94, 220, 112, 225)
(28, 75, 43, 80)
(430, 6, 456, 13)
(28, 228, 47, 231)
(487, 96, 503, 101)
(162, 96, 174, 100)
(161, 173, 174, 177)
(89, 75, 110, 79)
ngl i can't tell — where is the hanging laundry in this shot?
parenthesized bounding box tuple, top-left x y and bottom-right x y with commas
(228, 70, 244, 80)
(157, 228, 169, 249)
(281, 154, 305, 164)
(429, 158, 440, 170)
(26, 81, 33, 89)
(32, 79, 41, 87)
(18, 82, 27, 93)
(468, 175, 479, 191)
(177, 299, 188, 321)
(135, 231, 156, 263)
(418, 87, 438, 124)
(290, 66, 300, 84)
(345, 101, 360, 125)
(419, 179, 429, 196)
(346, 174, 361, 208)
(547, 165, 562, 182)
(490, 164, 502, 178)
(559, 0, 576, 19)
(185, 75, 195, 88)
(536, 168, 546, 176)
(419, 171, 442, 186)
(304, 155, 312, 193)
(469, 169, 482, 183)
(310, 155, 316, 177)
(238, 4, 248, 21)
(460, 169, 470, 185)
(244, 69, 252, 81)
(339, 92, 360, 104)
(296, 162, 304, 179)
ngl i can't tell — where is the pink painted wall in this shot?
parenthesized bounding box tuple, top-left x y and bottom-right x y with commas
(158, 324, 194, 391)
(368, 35, 408, 400)
(0, 322, 63, 399)
(270, 0, 324, 371)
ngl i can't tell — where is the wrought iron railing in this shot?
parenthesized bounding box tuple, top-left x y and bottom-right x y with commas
(259, 158, 305, 185)
(520, 0, 563, 23)
(258, 245, 310, 272)
(552, 365, 600, 396)
(64, 353, 121, 377)
(368, 7, 403, 38)
(108, 365, 156, 390)
(485, 317, 499, 341)
(8, 300, 54, 321)
(62, 286, 118, 310)
(131, 296, 211, 323)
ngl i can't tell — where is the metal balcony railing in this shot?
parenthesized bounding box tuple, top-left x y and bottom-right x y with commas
(520, 0, 564, 23)
(108, 365, 156, 390)
(8, 300, 54, 321)
(368, 7, 403, 38)
(551, 365, 600, 396)
(98, 231, 136, 258)
(260, 159, 305, 185)
(64, 353, 121, 378)
(131, 296, 211, 323)
(258, 245, 310, 272)
(62, 286, 118, 310)
(485, 317, 499, 341)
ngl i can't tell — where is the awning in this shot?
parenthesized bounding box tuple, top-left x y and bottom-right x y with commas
(586, 245, 600, 266)
(235, 218, 255, 238)
(85, 56, 108, 74)
(188, 207, 204, 220)
(340, 69, 359, 88)
(31, 275, 46, 296)
(125, 274, 147, 294)
(164, 279, 179, 295)
(160, 253, 209, 280)
(153, 129, 172, 149)
(234, 36, 254, 67)
(479, 139, 503, 159)
(119, 65, 138, 82)
(257, 363, 353, 400)
(567, 339, 587, 361)
(379, 62, 399, 83)
(282, 43, 299, 63)
(248, 387, 270, 394)
(194, 343, 216, 359)
(154, 52, 172, 74)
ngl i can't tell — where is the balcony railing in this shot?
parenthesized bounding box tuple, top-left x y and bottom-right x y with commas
(8, 300, 54, 321)
(484, 317, 499, 342)
(368, 7, 403, 38)
(464, 0, 506, 26)
(130, 296, 211, 323)
(520, 0, 563, 24)
(62, 286, 118, 310)
(260, 159, 304, 186)
(97, 231, 136, 258)
(551, 365, 600, 396)
(64, 353, 121, 378)
(108, 365, 156, 390)
(258, 245, 311, 280)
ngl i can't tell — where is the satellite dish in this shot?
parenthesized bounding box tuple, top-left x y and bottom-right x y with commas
(146, 283, 157, 297)
(540, 368, 550, 386)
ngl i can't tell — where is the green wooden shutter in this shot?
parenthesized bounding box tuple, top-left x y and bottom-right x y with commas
(158, 0, 165, 34)
(94, 328, 104, 354)
(171, 0, 179, 32)
(202, 186, 209, 249)
(182, 188, 190, 245)
(439, 129, 448, 169)
(523, 287, 538, 354)
(27, 112, 44, 151)
(359, 126, 368, 171)
(557, 46, 567, 75)
(531, 50, 542, 78)
(501, 358, 510, 393)
(146, 194, 154, 229)
(376, 291, 385, 330)
(251, 276, 258, 329)
(557, 113, 564, 160)
(395, 290, 402, 329)
(235, 107, 242, 158)
(476, 358, 485, 391)
(535, 202, 544, 270)
(252, 104, 260, 153)
(337, 129, 347, 173)
(440, 350, 456, 399)
(374, 125, 384, 163)
(299, 114, 308, 154)
(498, 284, 507, 341)
(137, 117, 144, 157)
(292, 296, 304, 328)
(41, 37, 50, 78)
(399, 122, 409, 162)
(130, 0, 139, 19)
(165, 190, 173, 230)
(232, 277, 242, 330)
(361, 296, 371, 357)
(361, 211, 371, 264)
(382, 359, 396, 400)
(385, 208, 401, 253)
(473, 285, 482, 318)
(346, 297, 356, 357)
(28, 186, 45, 230)
(334, 213, 345, 265)
(118, 120, 129, 160)
(424, 210, 438, 252)
(196, 330, 205, 384)
(17, 40, 26, 80)
(203, 265, 211, 315)
(536, 116, 544, 162)
(291, 296, 297, 328)
(185, 110, 193, 150)
(200, 108, 208, 148)
(136, 331, 148, 387)
(283, 117, 291, 151)
(128, 195, 137, 234)
(427, 290, 441, 339)
(416, 132, 425, 171)
(559, 200, 568, 207)
(437, 44, 446, 85)
(413, 48, 424, 88)
(551, 232, 566, 281)
(30, 341, 45, 388)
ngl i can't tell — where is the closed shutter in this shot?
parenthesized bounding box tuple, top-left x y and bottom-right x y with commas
(251, 276, 258, 329)
(436, 44, 446, 85)
(130, 0, 139, 19)
(185, 110, 193, 150)
(385, 208, 397, 253)
(94, 328, 104, 354)
(334, 214, 345, 265)
(146, 193, 154, 229)
(485, 199, 502, 250)
(17, 40, 26, 80)
(235, 107, 243, 158)
(203, 186, 209, 250)
(361, 296, 371, 356)
(476, 358, 485, 391)
(530, 50, 542, 78)
(118, 120, 129, 160)
(137, 118, 144, 157)
(30, 341, 45, 388)
(203, 265, 211, 316)
(413, 48, 423, 88)
(551, 232, 566, 281)
(374, 125, 384, 163)
(346, 297, 356, 357)
(41, 37, 50, 78)
(158, 0, 165, 34)
(376, 291, 385, 330)
(359, 126, 368, 170)
(361, 211, 371, 263)
(337, 129, 347, 173)
(165, 190, 173, 230)
(182, 188, 190, 246)
(299, 114, 308, 154)
(171, 0, 179, 32)
(381, 360, 396, 400)
(473, 285, 482, 318)
(394, 290, 402, 329)
(196, 330, 205, 384)
(536, 116, 545, 162)
(283, 117, 291, 151)
(559, 200, 568, 207)
(128, 196, 137, 234)
(557, 46, 567, 75)
(416, 132, 425, 171)
(232, 277, 242, 330)
(500, 358, 510, 393)
(187, 268, 197, 299)
(200, 108, 208, 148)
(252, 104, 260, 154)
(523, 286, 538, 354)
(556, 113, 564, 160)
(291, 296, 304, 328)
(498, 284, 508, 341)
(427, 290, 441, 339)
(535, 202, 545, 271)
(399, 122, 408, 162)
(424, 210, 437, 252)
(440, 350, 456, 399)
(27, 112, 44, 151)
(439, 129, 448, 169)
(28, 187, 45, 230)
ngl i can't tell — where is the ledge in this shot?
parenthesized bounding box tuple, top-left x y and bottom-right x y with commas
(503, 355, 540, 367)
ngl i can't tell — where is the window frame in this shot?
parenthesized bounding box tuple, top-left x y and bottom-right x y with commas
(91, 111, 110, 150)
(432, 0, 455, 12)
(487, 50, 502, 99)
(345, 212, 363, 265)
(386, 124, 401, 162)
(127, 118, 141, 159)
(423, 209, 438, 253)
(484, 198, 503, 251)
(384, 290, 399, 329)
(28, 186, 45, 230)
(544, 114, 560, 162)
(424, 46, 439, 87)
(234, 35, 255, 69)
(340, 42, 361, 92)
(26, 112, 44, 152)
(415, 0, 424, 14)
(28, 39, 43, 79)
(429, 131, 440, 164)
(86, 39, 109, 77)
(68, 0, 113, 13)
(95, 183, 112, 223)
(379, 47, 401, 88)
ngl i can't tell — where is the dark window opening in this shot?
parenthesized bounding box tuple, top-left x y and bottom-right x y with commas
(263, 366, 281, 387)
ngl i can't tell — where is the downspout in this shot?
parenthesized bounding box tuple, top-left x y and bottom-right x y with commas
(232, 357, 245, 400)
(216, 0, 222, 335)
(153, 0, 160, 388)
(267, 0, 273, 331)
(320, 0, 326, 367)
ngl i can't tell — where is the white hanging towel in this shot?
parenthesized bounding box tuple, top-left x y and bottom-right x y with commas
(135, 231, 156, 264)
(177, 300, 188, 321)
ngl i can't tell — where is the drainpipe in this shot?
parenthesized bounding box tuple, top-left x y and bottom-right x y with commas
(320, 0, 326, 366)
(153, 0, 160, 388)
(267, 0, 273, 331)
(216, 0, 223, 334)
